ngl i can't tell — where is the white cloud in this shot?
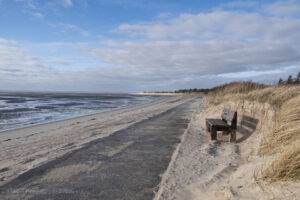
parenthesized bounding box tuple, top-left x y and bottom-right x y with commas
(0, 38, 54, 81)
(0, 39, 137, 91)
(117, 10, 300, 42)
(49, 22, 90, 37)
(13, 0, 44, 19)
(62, 0, 73, 7)
(97, 3, 300, 83)
(264, 0, 300, 17)
(217, 67, 291, 79)
(31, 11, 43, 18)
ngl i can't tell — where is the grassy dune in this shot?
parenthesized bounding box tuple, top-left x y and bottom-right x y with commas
(206, 82, 300, 182)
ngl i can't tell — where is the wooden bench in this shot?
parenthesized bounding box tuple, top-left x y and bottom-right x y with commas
(206, 108, 237, 142)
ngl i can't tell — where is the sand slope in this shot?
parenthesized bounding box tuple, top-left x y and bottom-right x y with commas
(155, 98, 299, 200)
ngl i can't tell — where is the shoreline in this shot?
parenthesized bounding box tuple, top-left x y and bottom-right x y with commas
(0, 96, 194, 188)
(0, 98, 199, 199)
(0, 96, 167, 134)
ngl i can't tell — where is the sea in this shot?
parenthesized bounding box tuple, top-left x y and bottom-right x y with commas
(0, 92, 161, 132)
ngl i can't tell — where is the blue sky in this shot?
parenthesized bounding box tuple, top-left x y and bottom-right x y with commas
(0, 0, 300, 92)
(1, 0, 259, 42)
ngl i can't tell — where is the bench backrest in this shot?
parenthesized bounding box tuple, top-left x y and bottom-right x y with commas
(241, 115, 258, 130)
(221, 108, 237, 129)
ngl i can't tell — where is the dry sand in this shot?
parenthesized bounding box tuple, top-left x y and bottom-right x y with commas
(0, 97, 191, 187)
(155, 98, 300, 200)
(1, 95, 299, 200)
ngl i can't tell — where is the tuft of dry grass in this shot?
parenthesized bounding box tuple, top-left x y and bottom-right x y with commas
(207, 81, 267, 106)
(208, 84, 299, 108)
(259, 95, 300, 155)
(246, 85, 300, 108)
(259, 95, 300, 182)
(206, 82, 300, 182)
(262, 142, 300, 181)
(211, 81, 266, 94)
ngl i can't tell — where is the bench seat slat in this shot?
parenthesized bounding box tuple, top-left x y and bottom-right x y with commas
(206, 118, 228, 127)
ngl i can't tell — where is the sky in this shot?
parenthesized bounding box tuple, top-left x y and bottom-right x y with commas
(0, 0, 300, 92)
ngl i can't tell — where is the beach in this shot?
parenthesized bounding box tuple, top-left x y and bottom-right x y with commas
(0, 96, 197, 194)
(0, 88, 299, 200)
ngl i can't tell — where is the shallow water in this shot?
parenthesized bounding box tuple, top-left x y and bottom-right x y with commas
(0, 92, 160, 131)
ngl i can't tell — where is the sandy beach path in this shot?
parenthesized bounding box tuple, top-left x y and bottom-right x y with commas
(0, 97, 199, 199)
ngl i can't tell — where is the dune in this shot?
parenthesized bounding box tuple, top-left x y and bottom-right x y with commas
(155, 83, 300, 200)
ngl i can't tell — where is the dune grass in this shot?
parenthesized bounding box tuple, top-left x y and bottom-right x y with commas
(206, 82, 300, 182)
(260, 95, 300, 181)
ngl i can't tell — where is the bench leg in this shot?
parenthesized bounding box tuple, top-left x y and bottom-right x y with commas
(206, 122, 210, 132)
(211, 127, 217, 140)
(230, 131, 236, 142)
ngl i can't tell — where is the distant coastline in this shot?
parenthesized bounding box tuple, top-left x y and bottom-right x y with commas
(134, 92, 179, 96)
